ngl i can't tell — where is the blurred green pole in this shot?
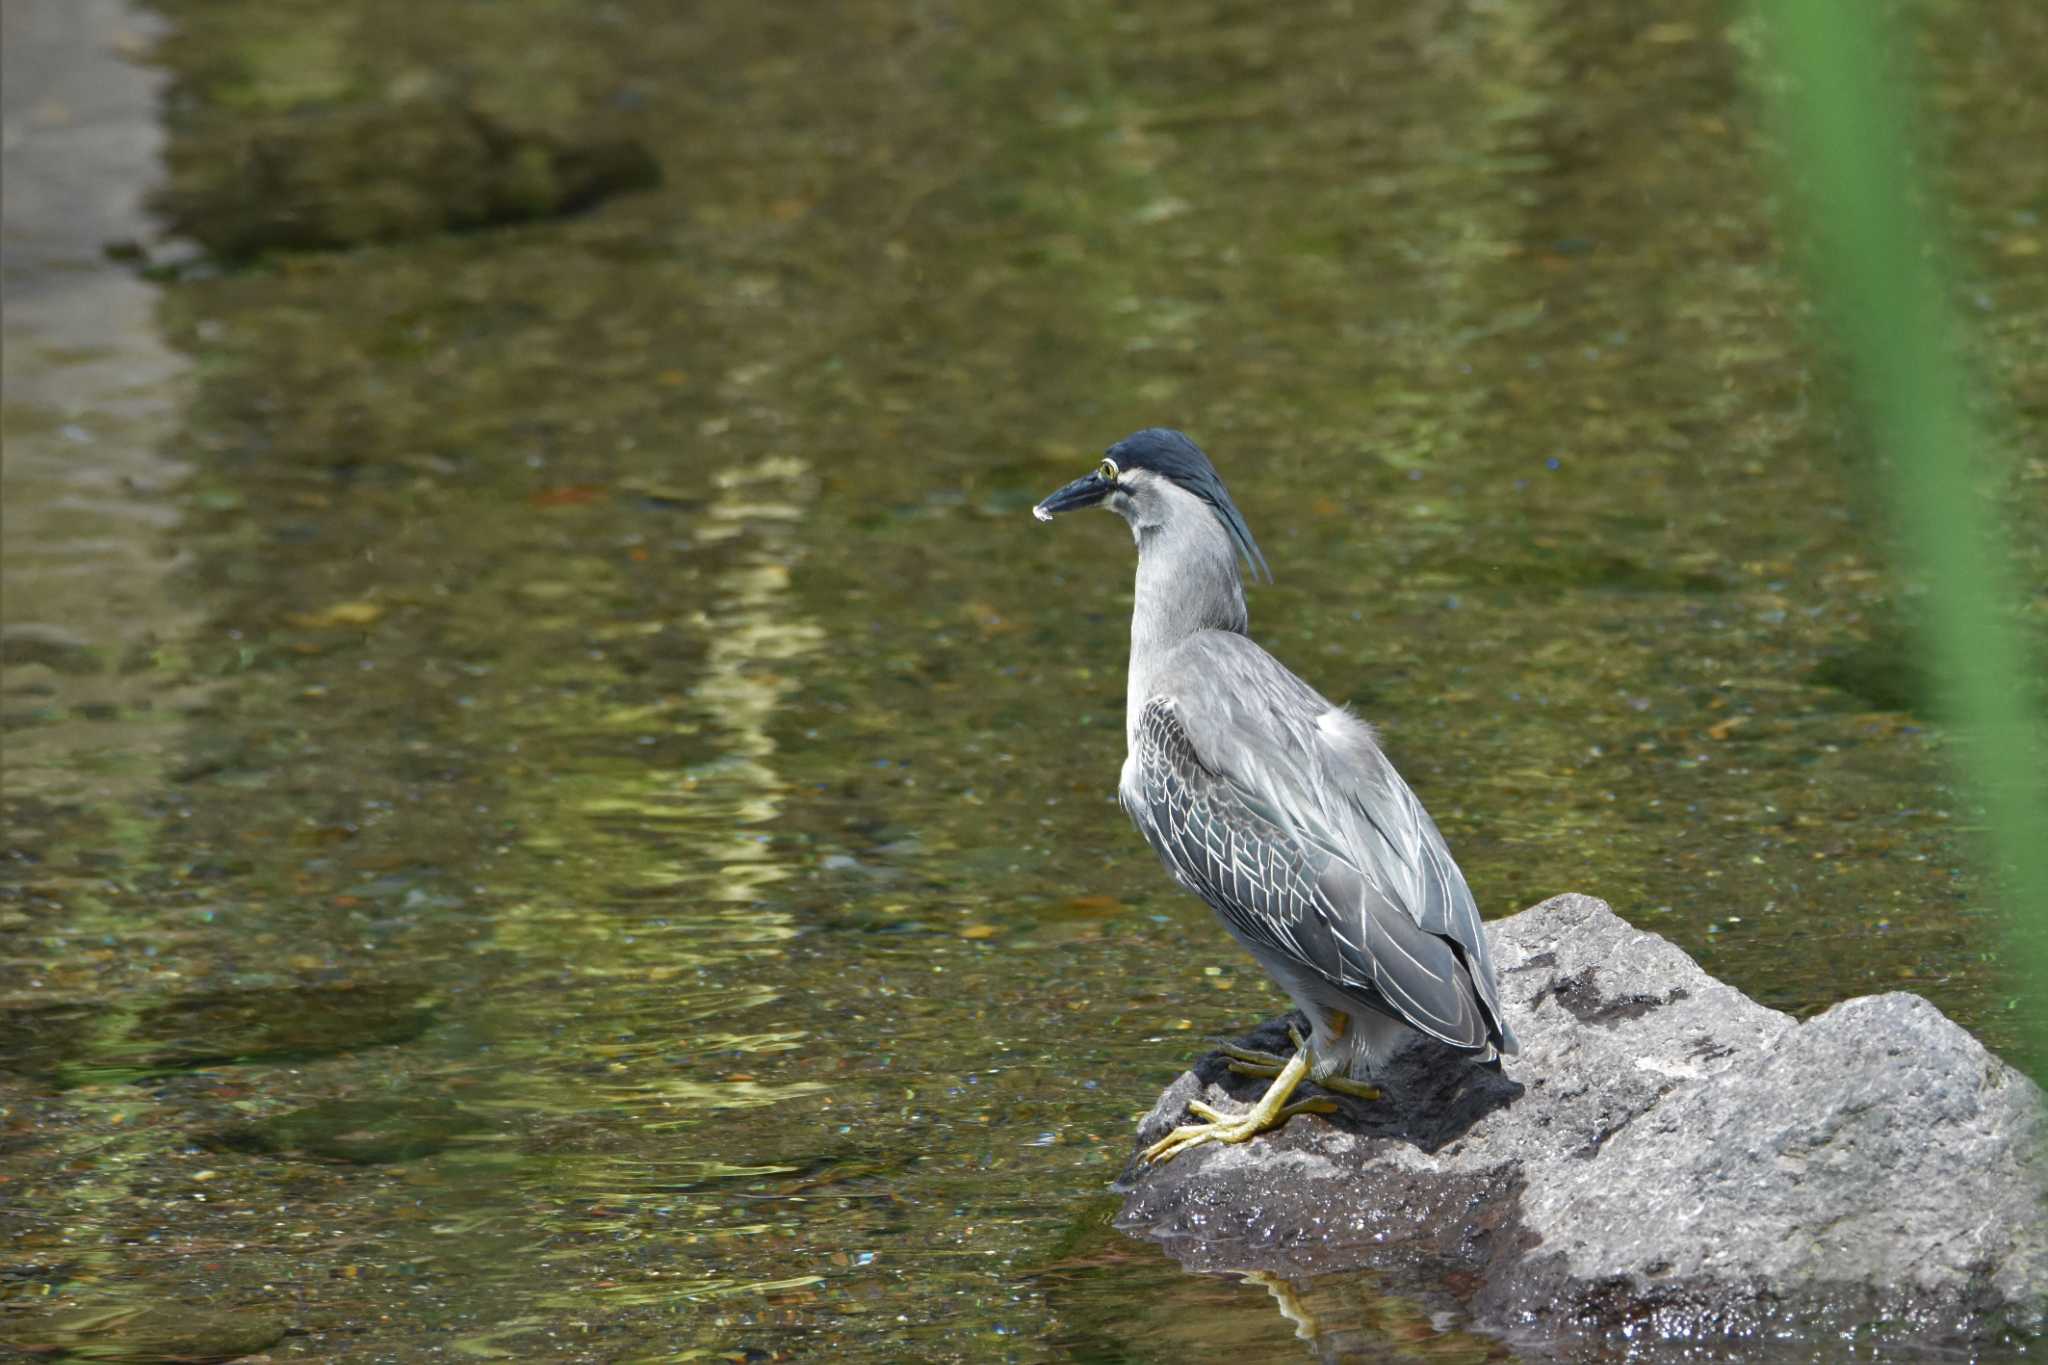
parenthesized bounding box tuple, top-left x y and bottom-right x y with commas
(1755, 0, 2045, 1051)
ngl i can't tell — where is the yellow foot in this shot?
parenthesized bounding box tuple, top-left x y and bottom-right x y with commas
(1219, 1029, 1384, 1102)
(1306, 1074, 1382, 1102)
(1143, 1048, 1340, 1163)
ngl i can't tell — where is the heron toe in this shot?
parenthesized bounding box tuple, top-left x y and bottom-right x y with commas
(1141, 1048, 1342, 1163)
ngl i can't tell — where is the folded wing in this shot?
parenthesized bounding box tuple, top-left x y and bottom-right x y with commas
(1121, 631, 1516, 1055)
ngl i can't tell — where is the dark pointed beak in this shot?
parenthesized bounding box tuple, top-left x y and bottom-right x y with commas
(1031, 471, 1114, 522)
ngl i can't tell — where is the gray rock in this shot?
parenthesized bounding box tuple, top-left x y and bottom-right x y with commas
(1117, 893, 2046, 1356)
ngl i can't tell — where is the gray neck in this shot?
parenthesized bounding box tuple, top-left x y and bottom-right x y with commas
(1125, 493, 1250, 746)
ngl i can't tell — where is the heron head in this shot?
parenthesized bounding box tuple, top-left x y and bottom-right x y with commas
(1032, 428, 1270, 583)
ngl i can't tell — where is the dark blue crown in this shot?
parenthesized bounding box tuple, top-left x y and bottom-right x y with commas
(1108, 429, 1271, 582)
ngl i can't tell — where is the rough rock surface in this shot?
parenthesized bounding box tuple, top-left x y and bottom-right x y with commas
(1117, 894, 2046, 1354)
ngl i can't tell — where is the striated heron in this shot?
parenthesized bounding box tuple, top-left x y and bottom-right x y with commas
(1033, 428, 1518, 1162)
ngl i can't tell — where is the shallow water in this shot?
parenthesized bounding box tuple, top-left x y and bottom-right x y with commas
(2, 0, 2044, 1359)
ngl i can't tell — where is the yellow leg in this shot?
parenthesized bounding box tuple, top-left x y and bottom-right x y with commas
(1243, 1271, 1322, 1344)
(1218, 1027, 1384, 1102)
(1142, 1047, 1339, 1163)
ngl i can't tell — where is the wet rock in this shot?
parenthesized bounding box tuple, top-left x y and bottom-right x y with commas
(198, 1095, 482, 1164)
(14, 1302, 287, 1361)
(1116, 893, 2046, 1356)
(153, 99, 660, 259)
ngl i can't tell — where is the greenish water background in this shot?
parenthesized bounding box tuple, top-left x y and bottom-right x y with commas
(1758, 0, 2048, 1068)
(2, 0, 2043, 1359)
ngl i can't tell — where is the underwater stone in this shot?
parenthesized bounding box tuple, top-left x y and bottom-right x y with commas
(1117, 893, 2046, 1356)
(152, 99, 660, 259)
(198, 1095, 482, 1164)
(53, 982, 439, 1084)
(15, 1304, 288, 1361)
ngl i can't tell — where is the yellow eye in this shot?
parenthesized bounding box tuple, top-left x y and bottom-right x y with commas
(1098, 457, 1120, 482)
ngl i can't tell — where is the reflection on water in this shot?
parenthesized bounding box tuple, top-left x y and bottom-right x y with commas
(1, 0, 199, 806)
(2, 0, 2043, 1359)
(470, 455, 833, 1320)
